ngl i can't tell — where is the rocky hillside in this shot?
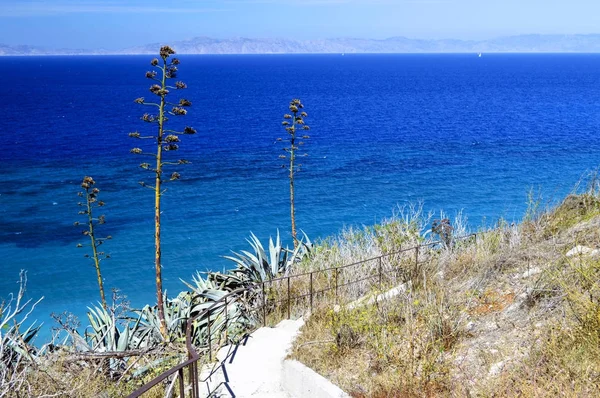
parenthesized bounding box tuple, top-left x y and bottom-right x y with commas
(290, 191, 600, 397)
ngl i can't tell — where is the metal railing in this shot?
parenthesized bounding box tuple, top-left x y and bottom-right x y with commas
(127, 233, 476, 398)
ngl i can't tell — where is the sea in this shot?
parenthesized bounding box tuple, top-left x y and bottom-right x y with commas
(1, 53, 600, 341)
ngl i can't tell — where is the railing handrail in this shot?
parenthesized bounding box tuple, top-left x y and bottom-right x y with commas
(127, 233, 477, 397)
(128, 286, 253, 397)
(185, 287, 250, 358)
(267, 233, 477, 284)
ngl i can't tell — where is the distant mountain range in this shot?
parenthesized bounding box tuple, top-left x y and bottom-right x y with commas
(5, 34, 600, 56)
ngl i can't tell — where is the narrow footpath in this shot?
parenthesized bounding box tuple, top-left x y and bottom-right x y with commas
(215, 318, 305, 397)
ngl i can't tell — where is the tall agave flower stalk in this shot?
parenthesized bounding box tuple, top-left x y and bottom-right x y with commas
(278, 99, 310, 248)
(129, 46, 196, 337)
(75, 176, 111, 310)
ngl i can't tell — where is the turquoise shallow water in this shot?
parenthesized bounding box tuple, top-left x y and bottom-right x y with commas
(1, 53, 600, 341)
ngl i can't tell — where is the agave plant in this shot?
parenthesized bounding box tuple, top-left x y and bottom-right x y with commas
(183, 270, 247, 294)
(1, 321, 41, 369)
(83, 304, 143, 352)
(132, 289, 253, 351)
(298, 230, 313, 259)
(1, 271, 42, 370)
(223, 231, 304, 285)
(182, 273, 261, 339)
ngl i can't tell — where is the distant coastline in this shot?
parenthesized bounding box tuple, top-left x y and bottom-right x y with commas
(5, 34, 600, 56)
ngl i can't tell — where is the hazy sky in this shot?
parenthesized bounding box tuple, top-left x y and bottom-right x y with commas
(1, 0, 600, 49)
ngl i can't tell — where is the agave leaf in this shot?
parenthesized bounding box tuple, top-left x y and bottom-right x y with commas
(117, 324, 130, 351)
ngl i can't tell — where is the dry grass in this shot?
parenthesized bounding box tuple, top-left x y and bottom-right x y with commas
(288, 187, 600, 397)
(1, 348, 191, 397)
(291, 281, 464, 398)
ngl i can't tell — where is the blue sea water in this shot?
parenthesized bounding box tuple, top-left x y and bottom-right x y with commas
(1, 54, 600, 340)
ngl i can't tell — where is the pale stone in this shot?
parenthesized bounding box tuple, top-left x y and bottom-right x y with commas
(566, 245, 593, 257)
(521, 267, 542, 278)
(488, 360, 506, 377)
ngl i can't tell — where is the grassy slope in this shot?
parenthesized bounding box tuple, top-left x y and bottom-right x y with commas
(290, 192, 600, 397)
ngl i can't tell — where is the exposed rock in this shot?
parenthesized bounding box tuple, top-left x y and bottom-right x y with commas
(521, 267, 542, 278)
(489, 360, 506, 377)
(566, 245, 594, 257)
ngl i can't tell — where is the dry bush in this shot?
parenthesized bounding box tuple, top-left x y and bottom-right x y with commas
(2, 348, 186, 397)
(291, 277, 465, 398)
(289, 186, 600, 397)
(483, 322, 600, 397)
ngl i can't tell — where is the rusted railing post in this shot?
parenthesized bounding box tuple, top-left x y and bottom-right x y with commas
(262, 282, 266, 327)
(191, 361, 197, 398)
(335, 268, 339, 304)
(224, 298, 228, 342)
(287, 276, 291, 319)
(207, 311, 212, 362)
(178, 368, 185, 398)
(309, 272, 314, 313)
(378, 256, 383, 291)
(415, 245, 420, 278)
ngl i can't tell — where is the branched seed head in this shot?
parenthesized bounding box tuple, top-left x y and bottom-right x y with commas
(81, 176, 95, 189)
(150, 85, 169, 96)
(160, 45, 176, 60)
(171, 107, 187, 116)
(278, 99, 310, 175)
(166, 66, 178, 78)
(131, 45, 194, 233)
(141, 114, 155, 122)
(134, 97, 145, 104)
(178, 159, 190, 164)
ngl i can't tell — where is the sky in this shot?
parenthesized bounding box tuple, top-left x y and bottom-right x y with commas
(1, 0, 600, 49)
